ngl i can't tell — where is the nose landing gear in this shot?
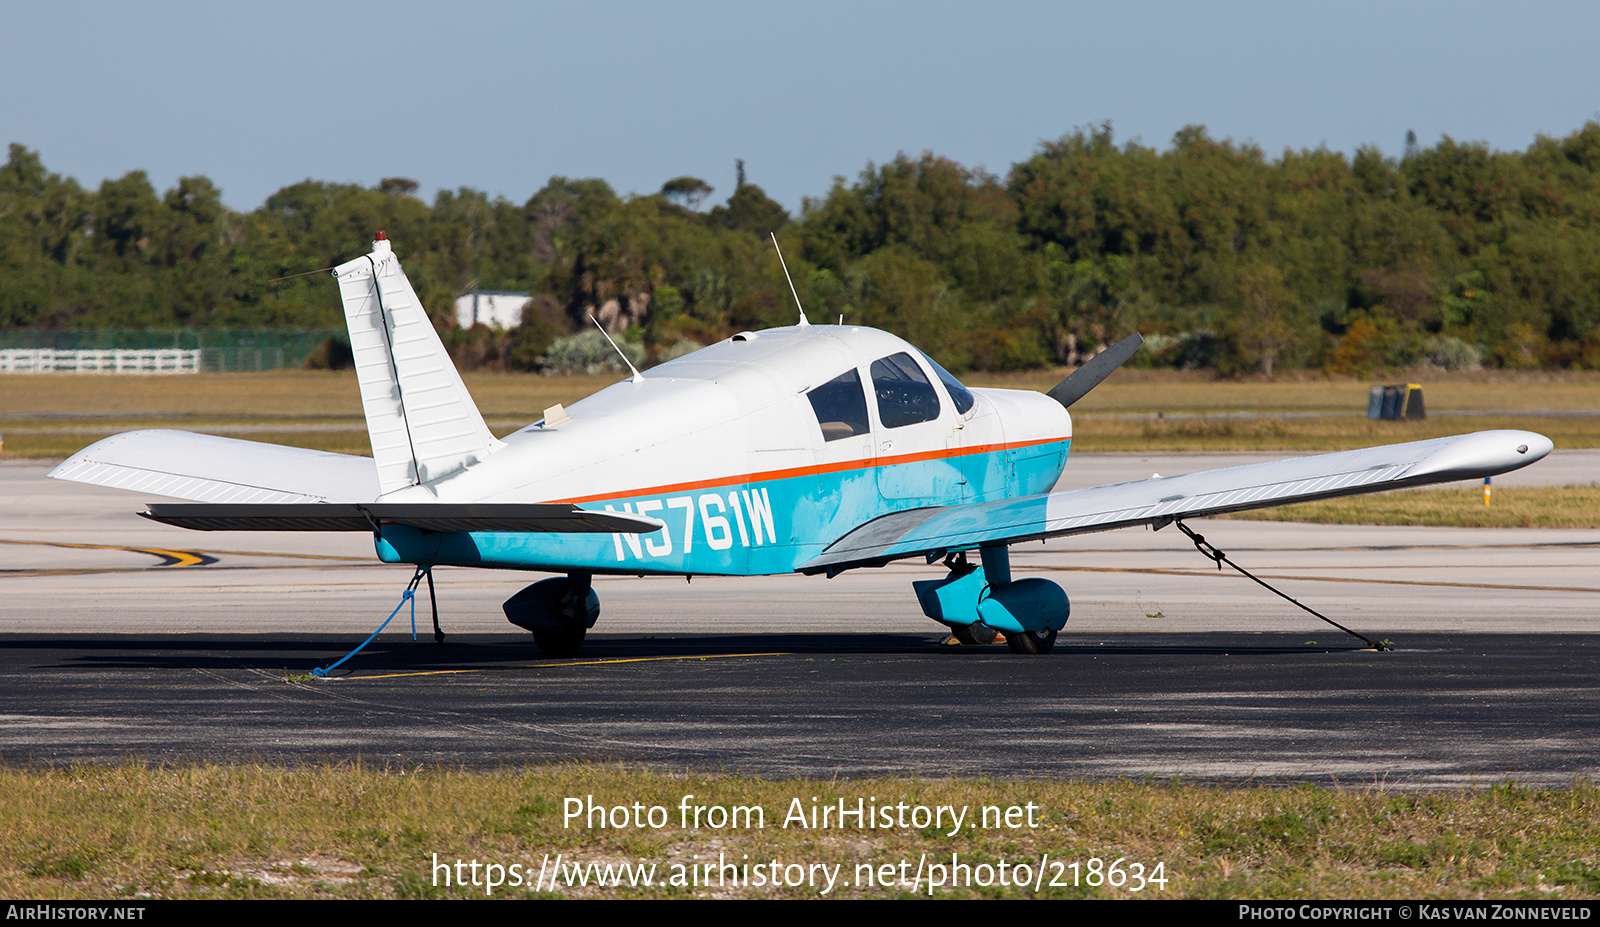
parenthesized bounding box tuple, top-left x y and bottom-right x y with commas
(914, 546, 1068, 654)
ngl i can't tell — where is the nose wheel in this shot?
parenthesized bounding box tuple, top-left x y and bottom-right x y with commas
(918, 547, 1068, 654)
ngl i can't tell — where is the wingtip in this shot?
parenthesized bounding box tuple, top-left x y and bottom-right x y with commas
(1410, 429, 1554, 481)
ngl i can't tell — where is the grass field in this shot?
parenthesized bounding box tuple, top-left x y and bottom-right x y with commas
(0, 370, 616, 419)
(0, 371, 617, 458)
(3, 765, 1596, 900)
(3, 368, 1598, 458)
(985, 367, 1600, 452)
(974, 367, 1600, 415)
(1225, 485, 1600, 529)
(1072, 413, 1600, 453)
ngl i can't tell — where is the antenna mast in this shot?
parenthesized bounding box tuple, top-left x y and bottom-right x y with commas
(771, 232, 810, 327)
(589, 315, 644, 383)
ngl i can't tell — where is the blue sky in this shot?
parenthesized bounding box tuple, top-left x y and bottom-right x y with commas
(4, 1, 1597, 213)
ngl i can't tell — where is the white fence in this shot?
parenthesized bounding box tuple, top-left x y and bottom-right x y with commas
(0, 349, 203, 374)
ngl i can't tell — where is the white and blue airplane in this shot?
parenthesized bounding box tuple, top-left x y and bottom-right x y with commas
(49, 234, 1554, 655)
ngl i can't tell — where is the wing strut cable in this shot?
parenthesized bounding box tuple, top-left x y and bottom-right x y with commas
(311, 565, 431, 677)
(1174, 521, 1392, 652)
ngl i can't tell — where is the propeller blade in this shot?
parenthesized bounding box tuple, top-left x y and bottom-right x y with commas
(1045, 332, 1144, 409)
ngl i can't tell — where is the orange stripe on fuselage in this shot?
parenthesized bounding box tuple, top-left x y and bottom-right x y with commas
(552, 435, 1069, 505)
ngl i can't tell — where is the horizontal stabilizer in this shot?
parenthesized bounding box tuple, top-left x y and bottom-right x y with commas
(142, 502, 664, 534)
(48, 430, 379, 503)
(801, 429, 1553, 574)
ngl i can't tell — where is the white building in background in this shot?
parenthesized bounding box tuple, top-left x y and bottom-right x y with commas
(454, 290, 530, 329)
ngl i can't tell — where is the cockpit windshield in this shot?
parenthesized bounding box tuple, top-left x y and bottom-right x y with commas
(917, 351, 975, 414)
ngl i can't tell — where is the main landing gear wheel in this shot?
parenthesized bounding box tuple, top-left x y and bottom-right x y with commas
(1005, 627, 1058, 655)
(953, 623, 999, 646)
(504, 574, 599, 656)
(532, 626, 587, 656)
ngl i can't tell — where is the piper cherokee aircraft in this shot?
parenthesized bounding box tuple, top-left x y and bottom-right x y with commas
(49, 234, 1553, 655)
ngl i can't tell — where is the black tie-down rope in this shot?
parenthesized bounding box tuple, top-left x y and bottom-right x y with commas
(1175, 520, 1391, 652)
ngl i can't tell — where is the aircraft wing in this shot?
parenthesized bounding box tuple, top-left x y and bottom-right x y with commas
(48, 430, 380, 503)
(800, 429, 1553, 575)
(141, 502, 663, 534)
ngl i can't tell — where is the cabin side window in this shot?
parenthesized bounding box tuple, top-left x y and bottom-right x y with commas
(870, 352, 942, 428)
(807, 368, 871, 441)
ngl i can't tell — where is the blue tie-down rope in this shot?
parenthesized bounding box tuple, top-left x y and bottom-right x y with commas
(312, 567, 426, 678)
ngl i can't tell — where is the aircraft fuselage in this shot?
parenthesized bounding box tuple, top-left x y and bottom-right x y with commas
(375, 324, 1071, 576)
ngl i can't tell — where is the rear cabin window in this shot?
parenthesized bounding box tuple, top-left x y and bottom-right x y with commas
(807, 368, 871, 441)
(871, 352, 942, 428)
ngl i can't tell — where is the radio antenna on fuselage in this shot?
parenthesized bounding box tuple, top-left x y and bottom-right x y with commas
(589, 315, 644, 383)
(771, 232, 810, 327)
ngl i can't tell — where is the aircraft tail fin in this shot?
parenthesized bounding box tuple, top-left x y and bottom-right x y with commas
(333, 233, 501, 496)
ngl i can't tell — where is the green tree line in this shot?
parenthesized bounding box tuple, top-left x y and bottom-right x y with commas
(3, 123, 1598, 374)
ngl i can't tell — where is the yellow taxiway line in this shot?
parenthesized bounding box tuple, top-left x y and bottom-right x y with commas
(0, 537, 216, 567)
(345, 652, 792, 680)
